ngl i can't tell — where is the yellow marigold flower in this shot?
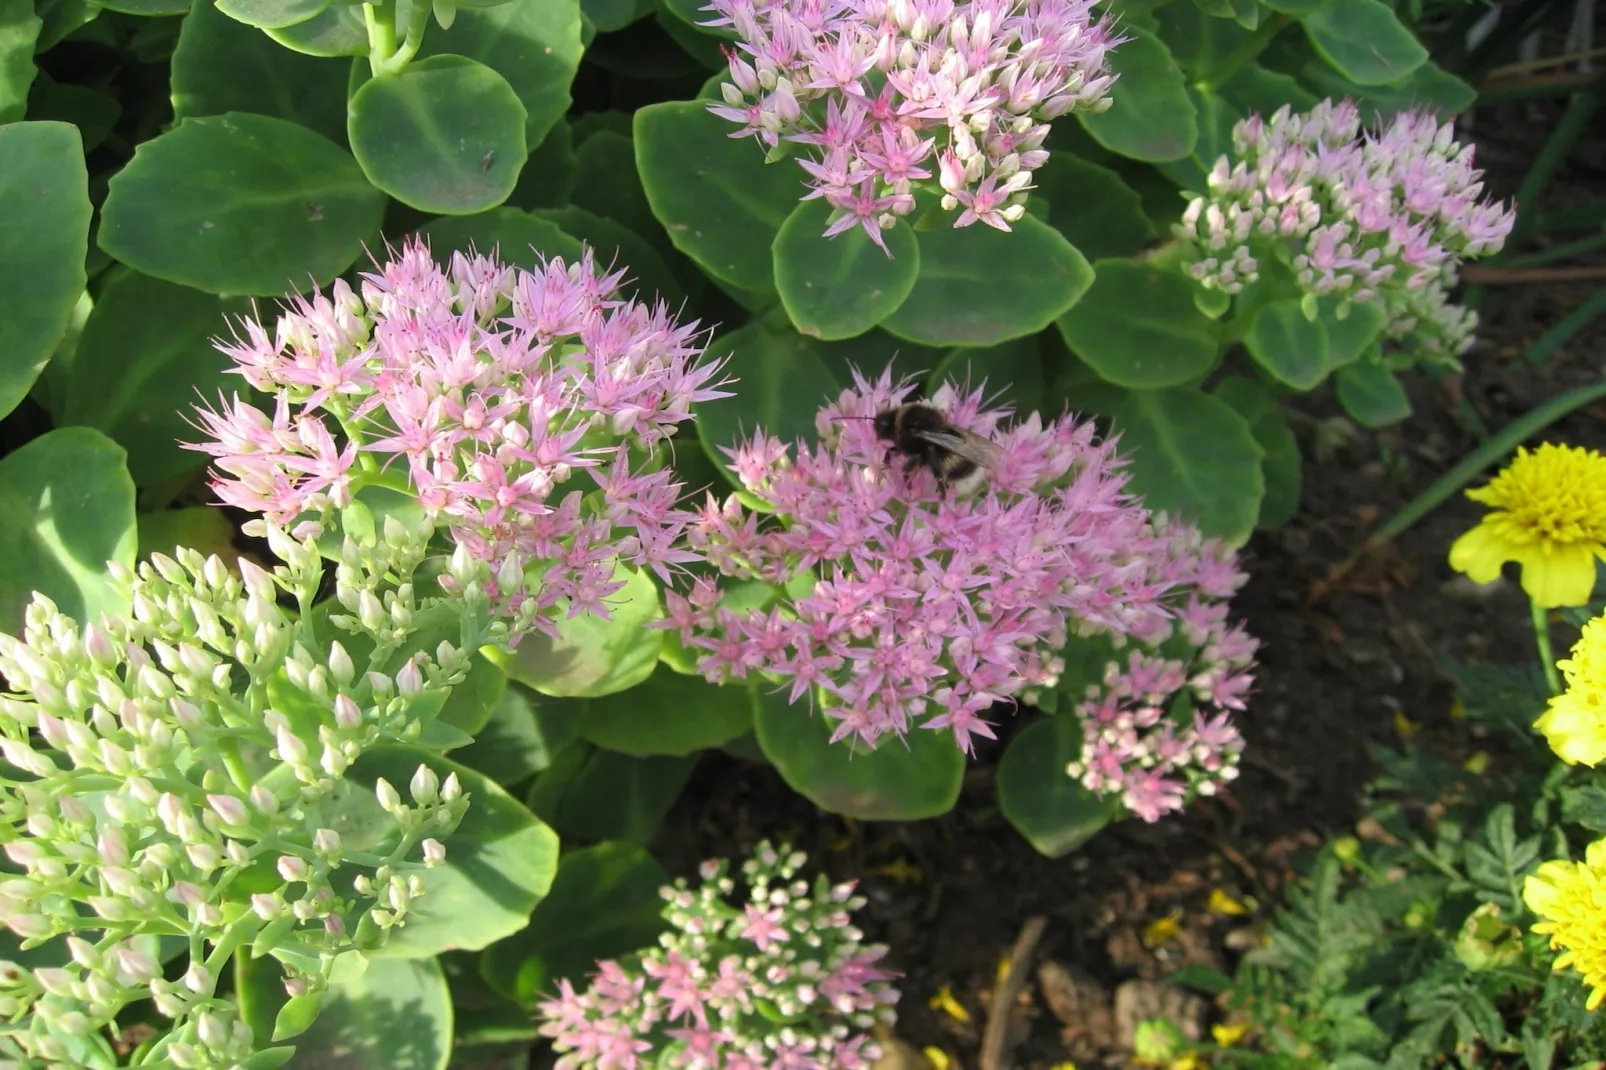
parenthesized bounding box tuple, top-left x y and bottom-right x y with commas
(1523, 838, 1606, 1010)
(1448, 443, 1606, 608)
(1536, 614, 1606, 765)
(1212, 1022, 1250, 1047)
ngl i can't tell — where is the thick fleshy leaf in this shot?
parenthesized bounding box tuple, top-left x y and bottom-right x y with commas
(1244, 297, 1329, 389)
(28, 78, 122, 152)
(772, 199, 919, 340)
(96, 0, 187, 15)
(583, 0, 653, 32)
(1213, 375, 1302, 529)
(660, 0, 735, 36)
(490, 563, 663, 698)
(1298, 54, 1474, 121)
(1302, 0, 1427, 85)
(1319, 299, 1385, 368)
(634, 100, 801, 290)
(137, 506, 238, 562)
(526, 743, 696, 845)
(416, 0, 582, 147)
(0, 121, 90, 421)
(100, 113, 384, 297)
(752, 690, 964, 821)
(1081, 384, 1264, 544)
(213, 0, 327, 29)
(349, 55, 527, 215)
(533, 205, 684, 306)
(571, 130, 669, 254)
(570, 667, 753, 757)
(657, 6, 725, 68)
(0, 0, 42, 123)
(339, 745, 558, 958)
(417, 207, 586, 270)
(1335, 361, 1411, 427)
(452, 685, 560, 788)
(1057, 260, 1219, 388)
(1031, 154, 1155, 261)
(1078, 28, 1197, 162)
(1219, 63, 1320, 115)
(1157, 0, 1250, 74)
(997, 715, 1120, 857)
(0, 428, 136, 635)
(479, 842, 669, 1007)
(928, 336, 1046, 415)
(510, 120, 577, 210)
(882, 216, 1093, 346)
(60, 270, 249, 485)
(171, 0, 347, 143)
(264, 2, 366, 56)
(695, 317, 841, 486)
(242, 955, 452, 1070)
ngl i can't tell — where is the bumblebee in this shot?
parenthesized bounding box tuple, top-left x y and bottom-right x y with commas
(872, 402, 1002, 494)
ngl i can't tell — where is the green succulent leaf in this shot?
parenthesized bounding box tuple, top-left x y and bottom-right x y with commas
(263, 2, 366, 56)
(525, 744, 696, 845)
(773, 199, 919, 341)
(1078, 28, 1197, 162)
(1301, 0, 1427, 85)
(752, 690, 964, 821)
(570, 666, 754, 757)
(479, 841, 669, 1007)
(1031, 154, 1156, 261)
(0, 121, 90, 421)
(1081, 384, 1264, 544)
(171, 0, 348, 143)
(417, 207, 586, 269)
(349, 55, 527, 215)
(416, 0, 583, 148)
(1214, 375, 1302, 529)
(635, 100, 801, 291)
(882, 216, 1093, 347)
(343, 745, 559, 958)
(489, 563, 663, 698)
(213, 0, 328, 30)
(0, 428, 136, 636)
(99, 113, 385, 297)
(1244, 297, 1329, 389)
(59, 270, 249, 486)
(0, 0, 42, 123)
(998, 714, 1121, 857)
(1057, 260, 1220, 388)
(1335, 361, 1411, 428)
(532, 205, 684, 306)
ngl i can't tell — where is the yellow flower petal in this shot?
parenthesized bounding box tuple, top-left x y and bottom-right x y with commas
(1207, 888, 1249, 916)
(1462, 750, 1491, 774)
(923, 1047, 952, 1070)
(1537, 614, 1606, 765)
(1524, 840, 1606, 1010)
(928, 984, 970, 1024)
(1448, 521, 1510, 584)
(1212, 1022, 1250, 1047)
(1519, 543, 1602, 609)
(1143, 910, 1183, 948)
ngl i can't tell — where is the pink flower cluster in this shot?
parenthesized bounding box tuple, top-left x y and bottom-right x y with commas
(187, 240, 729, 636)
(705, 0, 1122, 247)
(1177, 99, 1515, 360)
(662, 371, 1254, 818)
(537, 842, 898, 1070)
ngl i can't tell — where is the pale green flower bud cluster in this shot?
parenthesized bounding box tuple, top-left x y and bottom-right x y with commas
(0, 512, 481, 1068)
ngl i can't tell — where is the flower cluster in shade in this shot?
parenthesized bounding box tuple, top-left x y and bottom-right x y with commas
(1449, 443, 1606, 609)
(1176, 99, 1515, 361)
(1536, 612, 1606, 766)
(537, 841, 899, 1069)
(0, 519, 475, 1068)
(705, 0, 1123, 247)
(188, 239, 729, 640)
(663, 371, 1255, 822)
(1524, 837, 1606, 1011)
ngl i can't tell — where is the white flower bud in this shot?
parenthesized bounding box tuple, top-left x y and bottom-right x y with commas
(186, 842, 221, 871)
(251, 894, 281, 921)
(333, 693, 363, 729)
(207, 794, 249, 828)
(421, 839, 446, 867)
(396, 657, 423, 698)
(250, 783, 279, 815)
(115, 947, 160, 985)
(374, 778, 402, 814)
(313, 828, 341, 857)
(440, 772, 462, 802)
(184, 964, 213, 994)
(409, 765, 440, 805)
(277, 855, 310, 883)
(275, 726, 309, 766)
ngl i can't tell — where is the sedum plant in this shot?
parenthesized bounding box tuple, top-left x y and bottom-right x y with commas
(536, 841, 898, 1069)
(0, 515, 481, 1068)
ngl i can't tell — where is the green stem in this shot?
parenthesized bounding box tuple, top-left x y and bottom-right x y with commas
(1523, 288, 1606, 368)
(1504, 230, 1606, 269)
(1533, 599, 1562, 695)
(1198, 14, 1285, 90)
(1363, 378, 1606, 550)
(1509, 72, 1605, 245)
(373, 0, 433, 77)
(363, 0, 396, 77)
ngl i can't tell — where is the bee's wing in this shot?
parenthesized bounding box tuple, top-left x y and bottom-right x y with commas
(912, 427, 1004, 470)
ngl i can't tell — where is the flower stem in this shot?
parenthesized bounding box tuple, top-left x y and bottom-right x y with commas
(1533, 598, 1562, 695)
